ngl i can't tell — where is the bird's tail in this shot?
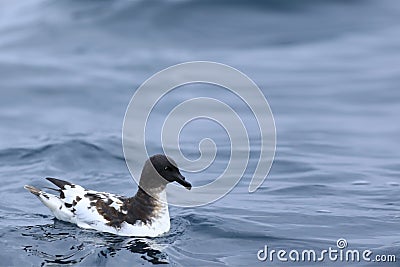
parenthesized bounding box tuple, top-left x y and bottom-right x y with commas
(24, 184, 71, 222)
(24, 185, 41, 196)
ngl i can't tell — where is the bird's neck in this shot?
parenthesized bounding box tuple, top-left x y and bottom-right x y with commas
(136, 185, 167, 204)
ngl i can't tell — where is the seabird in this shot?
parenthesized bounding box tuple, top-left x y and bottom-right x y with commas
(24, 154, 191, 237)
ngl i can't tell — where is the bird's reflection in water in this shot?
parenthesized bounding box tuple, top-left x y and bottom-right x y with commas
(97, 236, 169, 264)
(22, 220, 171, 265)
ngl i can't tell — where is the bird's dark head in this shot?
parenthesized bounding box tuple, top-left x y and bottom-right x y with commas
(140, 154, 191, 190)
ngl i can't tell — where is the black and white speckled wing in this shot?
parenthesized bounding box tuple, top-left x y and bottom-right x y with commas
(44, 178, 128, 230)
(77, 190, 128, 229)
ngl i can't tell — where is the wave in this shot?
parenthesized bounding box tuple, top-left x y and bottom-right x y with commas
(1, 0, 394, 51)
(163, 0, 365, 10)
(0, 139, 125, 170)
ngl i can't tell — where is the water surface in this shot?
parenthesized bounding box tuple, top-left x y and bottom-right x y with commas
(0, 0, 399, 266)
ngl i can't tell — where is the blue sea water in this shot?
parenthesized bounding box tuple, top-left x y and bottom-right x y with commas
(0, 0, 399, 266)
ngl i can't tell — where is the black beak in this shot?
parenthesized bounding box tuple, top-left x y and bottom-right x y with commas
(175, 173, 192, 190)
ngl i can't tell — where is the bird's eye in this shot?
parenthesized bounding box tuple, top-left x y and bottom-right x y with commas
(164, 166, 170, 171)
